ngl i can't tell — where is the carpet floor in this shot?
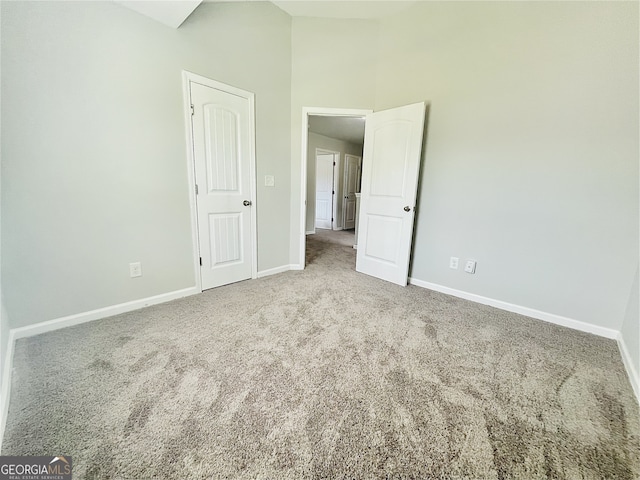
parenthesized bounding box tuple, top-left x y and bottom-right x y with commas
(2, 234, 639, 479)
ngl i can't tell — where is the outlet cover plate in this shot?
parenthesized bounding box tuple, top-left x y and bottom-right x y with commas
(464, 260, 476, 274)
(129, 262, 142, 278)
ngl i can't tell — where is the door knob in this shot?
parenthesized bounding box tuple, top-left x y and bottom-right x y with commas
(243, 200, 252, 206)
(404, 206, 411, 212)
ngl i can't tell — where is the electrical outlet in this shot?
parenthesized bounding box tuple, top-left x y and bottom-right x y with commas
(264, 175, 275, 187)
(464, 260, 476, 274)
(129, 262, 142, 278)
(449, 257, 459, 269)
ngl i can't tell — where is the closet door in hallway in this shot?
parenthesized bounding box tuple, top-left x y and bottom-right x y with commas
(343, 154, 361, 230)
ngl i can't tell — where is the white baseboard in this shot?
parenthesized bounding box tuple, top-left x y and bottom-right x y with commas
(10, 287, 200, 341)
(257, 265, 292, 278)
(0, 286, 200, 451)
(408, 278, 619, 340)
(617, 333, 640, 403)
(0, 329, 16, 453)
(289, 264, 304, 271)
(305, 230, 315, 235)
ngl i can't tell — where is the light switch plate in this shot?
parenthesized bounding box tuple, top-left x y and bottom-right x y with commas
(265, 175, 275, 187)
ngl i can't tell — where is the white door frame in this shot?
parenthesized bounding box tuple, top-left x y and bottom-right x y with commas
(182, 70, 258, 291)
(299, 107, 372, 268)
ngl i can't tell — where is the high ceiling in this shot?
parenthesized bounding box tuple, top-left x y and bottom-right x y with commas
(114, 0, 203, 28)
(308, 115, 366, 146)
(271, 1, 416, 19)
(114, 1, 418, 29)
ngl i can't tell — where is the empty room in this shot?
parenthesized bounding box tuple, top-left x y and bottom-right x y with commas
(1, 0, 638, 478)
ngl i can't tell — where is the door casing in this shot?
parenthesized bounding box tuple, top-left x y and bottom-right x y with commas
(298, 107, 372, 268)
(182, 70, 258, 292)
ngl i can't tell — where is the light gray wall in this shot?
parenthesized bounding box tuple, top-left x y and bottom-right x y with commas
(290, 17, 378, 265)
(374, 2, 639, 331)
(306, 132, 363, 233)
(0, 0, 6, 402)
(1, 1, 291, 328)
(621, 265, 639, 385)
(3, 1, 637, 341)
(0, 297, 8, 400)
(180, 3, 292, 270)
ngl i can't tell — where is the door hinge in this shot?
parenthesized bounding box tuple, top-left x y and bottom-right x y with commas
(331, 218, 334, 222)
(190, 104, 194, 116)
(332, 190, 335, 195)
(199, 257, 202, 266)
(195, 184, 199, 195)
(333, 161, 336, 166)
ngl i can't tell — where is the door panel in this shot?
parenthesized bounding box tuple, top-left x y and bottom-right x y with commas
(208, 213, 242, 266)
(343, 154, 361, 230)
(204, 105, 239, 192)
(363, 215, 401, 263)
(370, 122, 411, 197)
(191, 82, 253, 289)
(356, 102, 426, 286)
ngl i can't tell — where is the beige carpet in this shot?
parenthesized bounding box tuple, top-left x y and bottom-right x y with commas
(311, 228, 355, 247)
(2, 236, 639, 479)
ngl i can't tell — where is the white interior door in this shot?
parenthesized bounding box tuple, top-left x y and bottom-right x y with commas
(191, 81, 254, 290)
(315, 153, 335, 229)
(356, 102, 426, 286)
(342, 154, 361, 230)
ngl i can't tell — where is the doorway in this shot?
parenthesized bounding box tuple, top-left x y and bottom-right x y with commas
(298, 103, 428, 286)
(300, 108, 371, 267)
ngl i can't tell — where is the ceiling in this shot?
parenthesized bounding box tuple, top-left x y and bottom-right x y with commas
(271, 1, 416, 19)
(114, 1, 417, 29)
(114, 0, 203, 28)
(308, 115, 366, 145)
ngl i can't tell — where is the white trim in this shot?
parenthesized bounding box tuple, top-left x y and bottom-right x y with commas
(408, 278, 619, 339)
(617, 333, 640, 403)
(182, 71, 203, 293)
(299, 107, 372, 269)
(182, 70, 258, 289)
(0, 285, 199, 451)
(11, 287, 199, 341)
(257, 265, 291, 278)
(306, 230, 315, 235)
(290, 264, 304, 271)
(0, 329, 16, 453)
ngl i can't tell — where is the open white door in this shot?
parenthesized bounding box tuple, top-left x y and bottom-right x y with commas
(190, 81, 255, 290)
(356, 102, 426, 286)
